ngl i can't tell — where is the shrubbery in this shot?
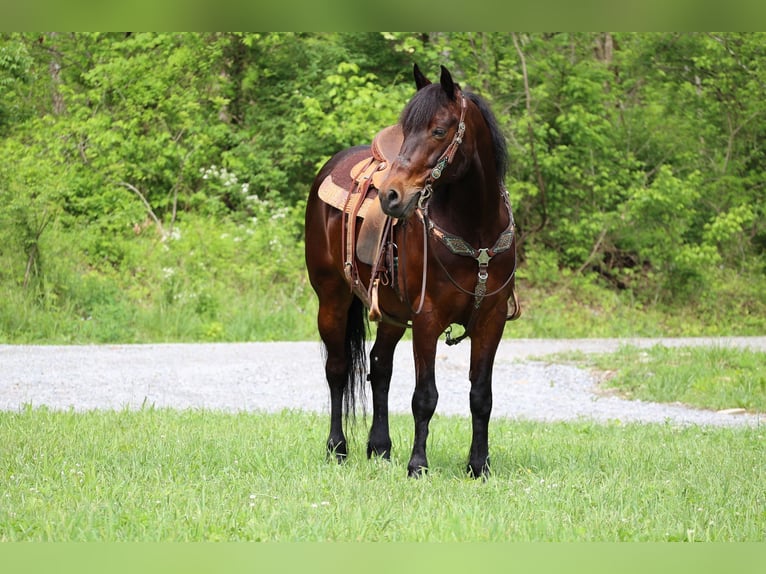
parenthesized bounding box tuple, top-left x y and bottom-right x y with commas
(1, 33, 764, 342)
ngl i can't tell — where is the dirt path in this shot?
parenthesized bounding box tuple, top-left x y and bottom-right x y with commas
(1, 337, 764, 426)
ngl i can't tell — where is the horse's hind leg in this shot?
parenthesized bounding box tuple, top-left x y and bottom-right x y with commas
(367, 322, 405, 459)
(316, 289, 355, 462)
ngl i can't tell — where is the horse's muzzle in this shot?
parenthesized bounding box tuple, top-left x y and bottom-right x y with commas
(380, 186, 419, 219)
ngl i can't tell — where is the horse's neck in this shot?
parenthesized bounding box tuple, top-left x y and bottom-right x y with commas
(431, 166, 508, 246)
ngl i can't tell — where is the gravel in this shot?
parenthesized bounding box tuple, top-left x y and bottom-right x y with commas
(1, 337, 764, 427)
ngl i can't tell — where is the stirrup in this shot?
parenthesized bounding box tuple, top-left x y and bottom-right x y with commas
(506, 288, 522, 321)
(368, 278, 383, 322)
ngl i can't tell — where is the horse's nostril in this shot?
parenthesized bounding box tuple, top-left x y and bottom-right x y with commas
(385, 189, 400, 205)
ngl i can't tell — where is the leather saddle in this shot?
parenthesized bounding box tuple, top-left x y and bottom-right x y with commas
(318, 124, 403, 265)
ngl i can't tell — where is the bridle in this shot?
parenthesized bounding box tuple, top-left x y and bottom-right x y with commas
(394, 90, 517, 344)
(417, 92, 467, 210)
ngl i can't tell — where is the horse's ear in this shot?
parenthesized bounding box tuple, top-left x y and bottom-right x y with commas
(413, 64, 431, 90)
(439, 65, 457, 100)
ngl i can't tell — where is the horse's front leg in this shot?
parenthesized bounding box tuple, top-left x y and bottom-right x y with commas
(367, 322, 406, 459)
(466, 308, 506, 478)
(407, 329, 439, 477)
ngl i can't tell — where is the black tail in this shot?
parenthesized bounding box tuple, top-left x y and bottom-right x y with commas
(343, 296, 368, 421)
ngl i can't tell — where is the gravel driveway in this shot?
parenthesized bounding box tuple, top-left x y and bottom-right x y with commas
(1, 337, 764, 427)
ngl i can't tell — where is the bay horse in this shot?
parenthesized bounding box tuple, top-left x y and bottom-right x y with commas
(304, 65, 519, 478)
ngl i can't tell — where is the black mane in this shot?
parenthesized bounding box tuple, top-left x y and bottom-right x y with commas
(466, 91, 509, 184)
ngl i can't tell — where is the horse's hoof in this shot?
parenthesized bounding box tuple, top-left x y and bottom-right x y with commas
(467, 458, 490, 479)
(326, 439, 347, 464)
(366, 441, 392, 460)
(407, 465, 428, 478)
(326, 450, 347, 464)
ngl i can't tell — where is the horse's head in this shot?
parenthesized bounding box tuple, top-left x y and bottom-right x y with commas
(379, 65, 469, 219)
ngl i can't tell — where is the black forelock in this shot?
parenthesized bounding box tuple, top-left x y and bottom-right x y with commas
(399, 83, 450, 135)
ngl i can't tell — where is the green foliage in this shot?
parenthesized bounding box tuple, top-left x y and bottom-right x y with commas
(0, 182, 316, 343)
(290, 61, 410, 173)
(0, 37, 32, 131)
(618, 166, 719, 298)
(497, 32, 766, 302)
(1, 32, 765, 342)
(61, 33, 232, 219)
(0, 128, 67, 297)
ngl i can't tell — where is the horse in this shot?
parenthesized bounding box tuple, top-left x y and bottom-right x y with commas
(304, 64, 520, 478)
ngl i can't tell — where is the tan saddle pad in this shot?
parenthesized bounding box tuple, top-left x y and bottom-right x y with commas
(318, 175, 375, 218)
(318, 124, 403, 265)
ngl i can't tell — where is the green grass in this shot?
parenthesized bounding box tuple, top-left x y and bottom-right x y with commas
(5, 273, 766, 344)
(2, 407, 764, 541)
(508, 273, 766, 339)
(0, 280, 318, 344)
(553, 345, 766, 413)
(3, 215, 766, 344)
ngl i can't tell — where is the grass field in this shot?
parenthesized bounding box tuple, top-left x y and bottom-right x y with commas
(2, 407, 764, 542)
(552, 345, 766, 413)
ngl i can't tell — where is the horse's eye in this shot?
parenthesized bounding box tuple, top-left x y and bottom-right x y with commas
(432, 128, 447, 139)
